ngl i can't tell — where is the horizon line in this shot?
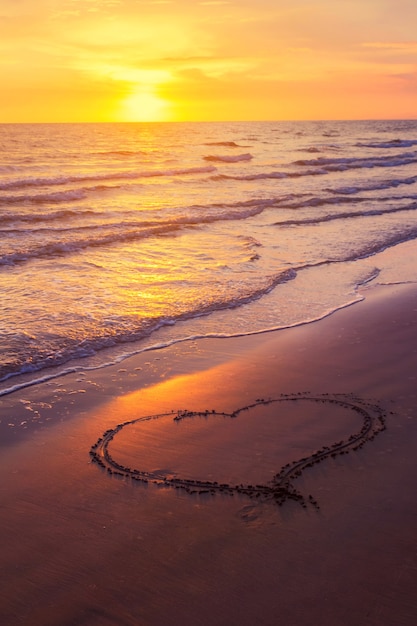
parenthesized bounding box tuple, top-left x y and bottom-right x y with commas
(1, 117, 416, 125)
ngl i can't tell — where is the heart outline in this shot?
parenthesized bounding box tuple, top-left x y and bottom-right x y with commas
(90, 393, 387, 509)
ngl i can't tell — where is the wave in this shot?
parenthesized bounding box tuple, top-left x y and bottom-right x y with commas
(95, 150, 148, 157)
(278, 195, 366, 209)
(298, 147, 321, 153)
(0, 208, 99, 226)
(0, 167, 356, 211)
(3, 184, 416, 241)
(339, 225, 417, 262)
(274, 202, 417, 227)
(212, 152, 417, 183)
(0, 189, 88, 205)
(203, 153, 253, 163)
(0, 165, 217, 192)
(2, 217, 417, 397)
(0, 201, 273, 265)
(0, 293, 368, 400)
(293, 151, 417, 169)
(0, 268, 297, 389)
(327, 175, 417, 195)
(0, 182, 127, 207)
(211, 168, 328, 182)
(0, 219, 168, 237)
(0, 223, 184, 266)
(355, 139, 417, 149)
(0, 192, 287, 241)
(203, 141, 247, 147)
(274, 191, 417, 212)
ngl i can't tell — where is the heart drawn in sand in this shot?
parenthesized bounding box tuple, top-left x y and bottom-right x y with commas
(90, 393, 387, 509)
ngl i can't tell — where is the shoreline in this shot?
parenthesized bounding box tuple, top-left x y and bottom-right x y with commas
(0, 289, 365, 401)
(0, 281, 411, 444)
(1, 282, 416, 625)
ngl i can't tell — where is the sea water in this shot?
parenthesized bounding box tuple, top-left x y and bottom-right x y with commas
(1, 120, 417, 397)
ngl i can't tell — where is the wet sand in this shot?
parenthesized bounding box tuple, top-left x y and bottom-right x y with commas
(0, 283, 416, 625)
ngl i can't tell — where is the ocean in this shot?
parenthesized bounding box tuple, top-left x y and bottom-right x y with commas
(1, 119, 417, 399)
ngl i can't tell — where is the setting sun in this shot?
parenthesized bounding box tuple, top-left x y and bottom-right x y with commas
(105, 67, 174, 122)
(118, 89, 172, 122)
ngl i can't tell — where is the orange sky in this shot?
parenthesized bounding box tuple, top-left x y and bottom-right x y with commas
(1, 0, 416, 122)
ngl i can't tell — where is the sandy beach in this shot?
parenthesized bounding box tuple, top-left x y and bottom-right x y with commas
(1, 283, 416, 626)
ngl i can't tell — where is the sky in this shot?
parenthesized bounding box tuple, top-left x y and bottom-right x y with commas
(1, 0, 416, 122)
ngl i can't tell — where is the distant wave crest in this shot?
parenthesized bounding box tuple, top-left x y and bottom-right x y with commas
(355, 139, 417, 149)
(0, 208, 98, 226)
(293, 151, 417, 169)
(203, 141, 247, 147)
(211, 151, 417, 183)
(327, 175, 417, 195)
(203, 153, 253, 163)
(0, 165, 217, 192)
(274, 202, 417, 227)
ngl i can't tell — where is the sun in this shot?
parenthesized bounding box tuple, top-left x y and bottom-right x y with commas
(119, 88, 172, 122)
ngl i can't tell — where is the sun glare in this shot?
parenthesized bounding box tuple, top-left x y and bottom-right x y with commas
(116, 87, 172, 122)
(95, 65, 174, 122)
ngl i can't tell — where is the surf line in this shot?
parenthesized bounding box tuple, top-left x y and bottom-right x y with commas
(89, 393, 387, 509)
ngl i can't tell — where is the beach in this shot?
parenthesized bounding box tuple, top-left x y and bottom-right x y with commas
(1, 282, 416, 626)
